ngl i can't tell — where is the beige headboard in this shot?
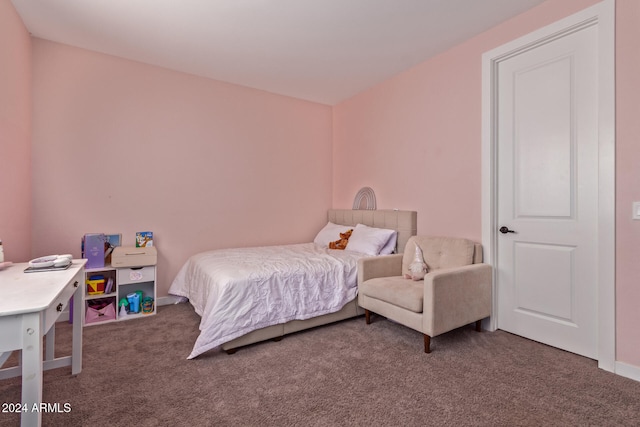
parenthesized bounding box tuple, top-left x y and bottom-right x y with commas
(327, 209, 417, 254)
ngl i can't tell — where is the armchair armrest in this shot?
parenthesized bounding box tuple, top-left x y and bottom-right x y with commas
(422, 263, 492, 337)
(357, 254, 403, 285)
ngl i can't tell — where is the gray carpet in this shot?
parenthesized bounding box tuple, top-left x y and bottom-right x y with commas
(1, 303, 639, 426)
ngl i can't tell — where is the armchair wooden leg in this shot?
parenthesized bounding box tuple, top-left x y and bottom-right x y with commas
(424, 334, 431, 353)
(475, 320, 482, 332)
(365, 309, 371, 325)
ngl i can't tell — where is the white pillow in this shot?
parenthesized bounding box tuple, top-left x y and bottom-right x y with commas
(379, 231, 398, 255)
(314, 222, 353, 247)
(346, 224, 397, 256)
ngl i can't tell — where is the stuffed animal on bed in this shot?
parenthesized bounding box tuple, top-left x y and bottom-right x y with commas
(329, 229, 353, 250)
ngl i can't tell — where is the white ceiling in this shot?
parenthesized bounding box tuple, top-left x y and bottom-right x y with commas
(12, 0, 546, 105)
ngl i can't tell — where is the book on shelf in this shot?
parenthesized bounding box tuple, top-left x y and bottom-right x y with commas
(83, 233, 105, 269)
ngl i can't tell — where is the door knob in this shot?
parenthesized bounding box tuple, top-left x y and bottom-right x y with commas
(499, 226, 515, 234)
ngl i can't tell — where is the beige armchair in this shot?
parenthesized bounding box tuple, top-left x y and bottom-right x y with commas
(358, 236, 492, 353)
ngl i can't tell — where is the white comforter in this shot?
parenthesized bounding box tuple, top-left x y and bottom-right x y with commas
(169, 243, 367, 359)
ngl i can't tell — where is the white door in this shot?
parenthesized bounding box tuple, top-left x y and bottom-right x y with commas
(496, 24, 599, 358)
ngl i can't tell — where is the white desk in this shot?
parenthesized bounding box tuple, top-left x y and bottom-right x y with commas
(0, 260, 86, 426)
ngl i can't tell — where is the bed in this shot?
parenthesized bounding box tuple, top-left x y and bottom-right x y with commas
(169, 209, 417, 358)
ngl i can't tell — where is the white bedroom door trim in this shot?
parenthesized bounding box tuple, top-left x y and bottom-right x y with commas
(481, 0, 615, 371)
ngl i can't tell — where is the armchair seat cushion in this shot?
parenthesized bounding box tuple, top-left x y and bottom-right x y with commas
(359, 277, 423, 313)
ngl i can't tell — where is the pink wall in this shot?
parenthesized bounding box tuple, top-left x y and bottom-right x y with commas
(334, 0, 640, 369)
(0, 1, 32, 262)
(30, 40, 333, 296)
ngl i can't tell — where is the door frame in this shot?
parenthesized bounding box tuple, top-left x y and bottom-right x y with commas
(481, 0, 615, 371)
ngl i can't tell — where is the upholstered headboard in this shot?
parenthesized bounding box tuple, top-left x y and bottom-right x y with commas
(327, 209, 417, 254)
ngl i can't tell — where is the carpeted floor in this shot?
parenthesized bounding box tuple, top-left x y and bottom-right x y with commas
(1, 303, 639, 426)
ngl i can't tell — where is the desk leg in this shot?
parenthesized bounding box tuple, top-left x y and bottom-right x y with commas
(21, 311, 43, 426)
(45, 324, 55, 361)
(71, 287, 83, 375)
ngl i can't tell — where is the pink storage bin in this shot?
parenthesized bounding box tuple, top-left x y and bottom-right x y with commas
(85, 298, 116, 324)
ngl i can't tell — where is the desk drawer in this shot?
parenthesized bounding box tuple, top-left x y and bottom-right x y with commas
(117, 266, 155, 285)
(43, 269, 82, 332)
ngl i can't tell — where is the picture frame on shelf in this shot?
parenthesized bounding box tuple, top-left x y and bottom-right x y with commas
(104, 233, 122, 265)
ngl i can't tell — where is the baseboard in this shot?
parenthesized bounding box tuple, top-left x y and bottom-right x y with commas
(157, 295, 187, 306)
(615, 361, 640, 383)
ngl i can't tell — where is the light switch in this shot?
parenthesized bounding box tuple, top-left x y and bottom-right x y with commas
(633, 202, 640, 220)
